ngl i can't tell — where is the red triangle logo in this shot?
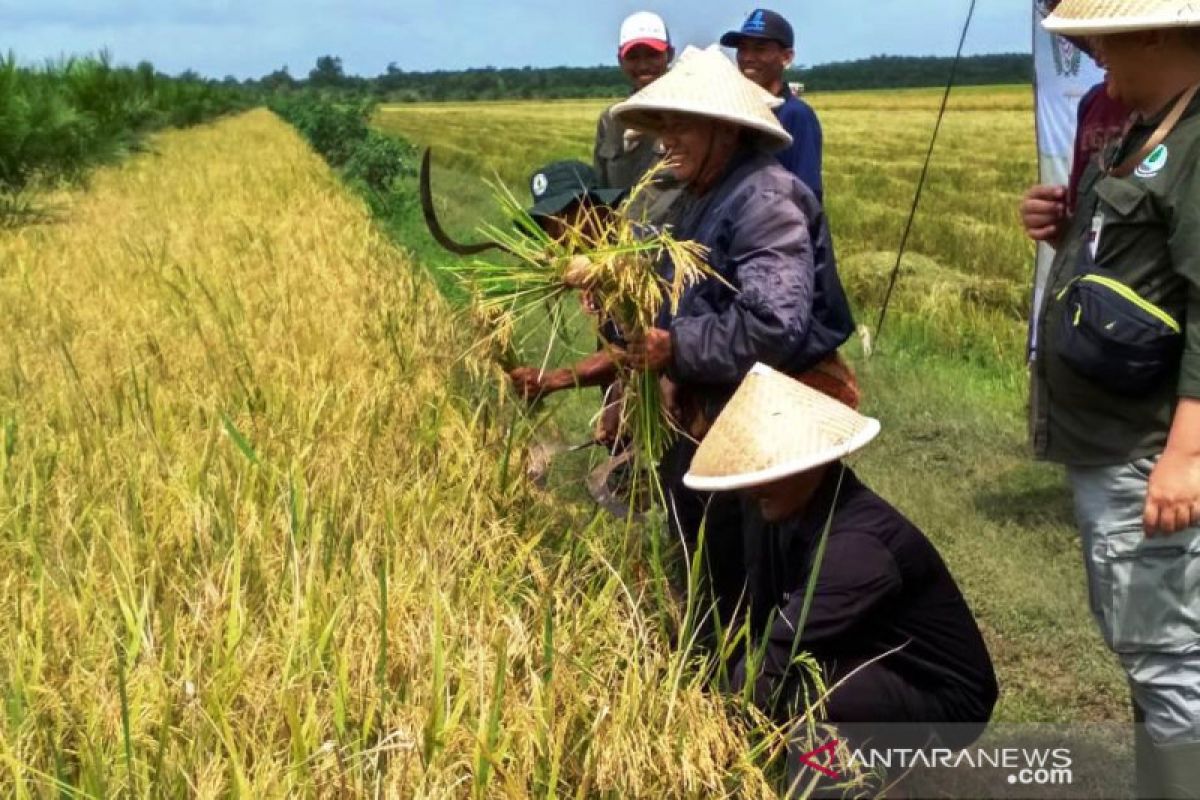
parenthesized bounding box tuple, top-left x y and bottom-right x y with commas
(798, 740, 841, 780)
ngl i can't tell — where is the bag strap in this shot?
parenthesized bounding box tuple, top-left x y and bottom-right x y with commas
(1108, 83, 1200, 178)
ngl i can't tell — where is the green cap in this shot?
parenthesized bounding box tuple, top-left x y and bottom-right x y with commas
(527, 160, 627, 219)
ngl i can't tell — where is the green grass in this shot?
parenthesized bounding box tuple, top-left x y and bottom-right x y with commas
(376, 87, 1127, 729)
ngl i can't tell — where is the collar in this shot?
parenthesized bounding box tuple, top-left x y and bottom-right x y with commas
(1110, 84, 1200, 171)
(774, 462, 856, 549)
(683, 144, 758, 200)
(1132, 85, 1200, 129)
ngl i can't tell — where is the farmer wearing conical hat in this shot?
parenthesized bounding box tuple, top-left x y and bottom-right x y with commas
(1033, 1, 1200, 794)
(613, 45, 857, 641)
(684, 365, 997, 787)
(720, 8, 824, 201)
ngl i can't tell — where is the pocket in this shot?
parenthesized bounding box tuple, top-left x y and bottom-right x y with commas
(1095, 176, 1150, 218)
(1053, 272, 1182, 395)
(1104, 527, 1200, 653)
(1128, 456, 1158, 481)
(1092, 177, 1155, 267)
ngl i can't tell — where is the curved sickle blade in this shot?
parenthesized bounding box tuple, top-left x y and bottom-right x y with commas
(419, 148, 510, 256)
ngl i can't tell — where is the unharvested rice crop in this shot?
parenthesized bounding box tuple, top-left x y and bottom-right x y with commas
(377, 86, 1039, 364)
(0, 109, 780, 797)
(377, 87, 1131, 742)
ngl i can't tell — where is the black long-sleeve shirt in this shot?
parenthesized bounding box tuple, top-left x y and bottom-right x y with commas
(740, 465, 998, 724)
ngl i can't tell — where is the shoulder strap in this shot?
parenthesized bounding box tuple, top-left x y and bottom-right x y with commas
(1108, 83, 1200, 178)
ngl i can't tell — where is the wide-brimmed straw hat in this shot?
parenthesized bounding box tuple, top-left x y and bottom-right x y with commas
(683, 363, 880, 492)
(1044, 0, 1200, 35)
(611, 45, 792, 153)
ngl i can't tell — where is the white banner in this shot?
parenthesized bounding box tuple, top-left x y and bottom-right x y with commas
(1031, 1, 1104, 350)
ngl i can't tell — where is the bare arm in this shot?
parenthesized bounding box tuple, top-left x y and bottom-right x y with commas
(1145, 397, 1200, 535)
(508, 350, 620, 401)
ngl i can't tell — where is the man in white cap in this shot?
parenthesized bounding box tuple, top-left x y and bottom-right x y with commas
(684, 364, 997, 786)
(613, 46, 857, 640)
(1034, 2, 1200, 795)
(593, 11, 680, 224)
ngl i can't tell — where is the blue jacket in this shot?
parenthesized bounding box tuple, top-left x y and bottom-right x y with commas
(773, 86, 823, 202)
(662, 149, 854, 418)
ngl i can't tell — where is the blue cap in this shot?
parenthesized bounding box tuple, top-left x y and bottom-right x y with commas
(720, 9, 794, 50)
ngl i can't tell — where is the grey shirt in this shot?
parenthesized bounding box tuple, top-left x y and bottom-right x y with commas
(593, 104, 682, 227)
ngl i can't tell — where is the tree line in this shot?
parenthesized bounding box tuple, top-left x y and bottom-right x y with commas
(1, 52, 253, 221)
(251, 53, 1031, 102)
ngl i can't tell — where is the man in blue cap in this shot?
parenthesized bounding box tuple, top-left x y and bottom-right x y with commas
(720, 9, 823, 201)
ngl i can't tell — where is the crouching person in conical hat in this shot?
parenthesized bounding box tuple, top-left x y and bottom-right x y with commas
(1032, 2, 1200, 796)
(684, 364, 998, 789)
(614, 45, 857, 645)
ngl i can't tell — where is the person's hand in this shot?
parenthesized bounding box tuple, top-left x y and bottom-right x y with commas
(659, 375, 681, 424)
(625, 328, 672, 372)
(562, 255, 595, 289)
(1144, 451, 1200, 536)
(1020, 184, 1069, 243)
(509, 366, 567, 402)
(597, 393, 623, 446)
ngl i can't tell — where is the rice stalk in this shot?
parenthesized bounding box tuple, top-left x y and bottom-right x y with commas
(451, 168, 719, 509)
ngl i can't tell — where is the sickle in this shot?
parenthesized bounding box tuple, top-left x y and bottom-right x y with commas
(419, 148, 512, 256)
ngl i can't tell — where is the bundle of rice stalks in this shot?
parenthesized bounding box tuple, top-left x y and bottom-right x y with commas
(451, 171, 716, 509)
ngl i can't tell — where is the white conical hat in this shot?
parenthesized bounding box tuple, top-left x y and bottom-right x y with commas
(683, 363, 880, 492)
(1044, 0, 1200, 34)
(611, 45, 792, 152)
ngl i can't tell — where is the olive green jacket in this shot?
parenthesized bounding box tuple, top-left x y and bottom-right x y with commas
(1032, 94, 1200, 465)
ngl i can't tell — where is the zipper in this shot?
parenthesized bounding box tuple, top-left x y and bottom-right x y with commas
(1056, 274, 1181, 333)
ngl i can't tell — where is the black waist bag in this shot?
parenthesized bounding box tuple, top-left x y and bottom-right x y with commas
(1054, 270, 1182, 396)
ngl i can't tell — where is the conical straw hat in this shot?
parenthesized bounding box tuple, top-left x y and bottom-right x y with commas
(1044, 0, 1200, 34)
(612, 45, 792, 153)
(683, 363, 880, 492)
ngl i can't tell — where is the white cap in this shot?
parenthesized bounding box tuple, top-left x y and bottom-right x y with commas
(618, 11, 671, 58)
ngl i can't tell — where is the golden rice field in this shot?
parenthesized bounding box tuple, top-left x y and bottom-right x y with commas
(0, 89, 1131, 799)
(0, 109, 781, 797)
(377, 87, 1129, 737)
(380, 86, 1038, 365)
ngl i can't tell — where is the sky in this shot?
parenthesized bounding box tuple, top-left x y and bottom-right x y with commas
(3, 1, 1033, 80)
